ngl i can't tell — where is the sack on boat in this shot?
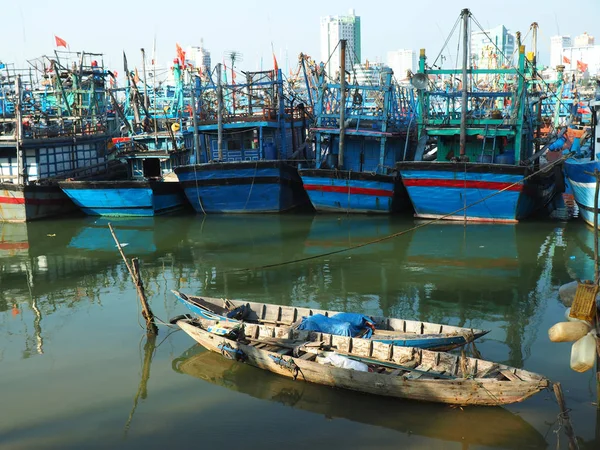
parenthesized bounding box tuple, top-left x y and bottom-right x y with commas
(297, 313, 374, 338)
(226, 304, 250, 321)
(316, 352, 369, 372)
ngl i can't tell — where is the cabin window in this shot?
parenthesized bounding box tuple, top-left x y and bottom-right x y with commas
(143, 158, 161, 178)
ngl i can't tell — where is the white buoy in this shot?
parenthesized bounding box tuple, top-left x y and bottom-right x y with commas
(548, 321, 591, 342)
(570, 332, 597, 373)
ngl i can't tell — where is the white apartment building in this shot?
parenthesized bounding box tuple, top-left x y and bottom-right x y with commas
(550, 35, 573, 69)
(320, 9, 361, 79)
(387, 49, 416, 80)
(187, 39, 212, 74)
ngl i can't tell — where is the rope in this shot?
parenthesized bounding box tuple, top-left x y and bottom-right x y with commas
(242, 160, 259, 211)
(192, 162, 207, 215)
(223, 152, 571, 274)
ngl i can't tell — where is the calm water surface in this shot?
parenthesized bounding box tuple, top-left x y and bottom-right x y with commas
(1, 213, 599, 449)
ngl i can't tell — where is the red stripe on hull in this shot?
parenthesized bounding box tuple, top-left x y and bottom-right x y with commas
(0, 196, 66, 206)
(403, 178, 522, 192)
(303, 184, 394, 197)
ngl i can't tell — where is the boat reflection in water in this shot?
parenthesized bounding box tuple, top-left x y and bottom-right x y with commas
(402, 221, 556, 369)
(173, 346, 547, 449)
(0, 219, 90, 359)
(563, 221, 597, 281)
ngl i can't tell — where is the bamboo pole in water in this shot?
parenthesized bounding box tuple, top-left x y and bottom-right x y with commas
(108, 223, 158, 335)
(553, 382, 579, 450)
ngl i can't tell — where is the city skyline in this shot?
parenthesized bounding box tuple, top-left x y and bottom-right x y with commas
(3, 1, 598, 76)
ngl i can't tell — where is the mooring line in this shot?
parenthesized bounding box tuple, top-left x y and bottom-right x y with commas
(224, 153, 572, 274)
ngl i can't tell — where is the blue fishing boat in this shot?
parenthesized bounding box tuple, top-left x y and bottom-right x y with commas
(563, 99, 599, 227)
(298, 40, 416, 214)
(171, 289, 488, 351)
(59, 53, 193, 217)
(396, 11, 560, 223)
(174, 66, 310, 213)
(0, 52, 117, 222)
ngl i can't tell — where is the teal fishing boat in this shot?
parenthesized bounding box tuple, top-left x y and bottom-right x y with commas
(174, 65, 310, 213)
(396, 10, 561, 223)
(0, 52, 117, 221)
(59, 52, 193, 216)
(298, 40, 416, 214)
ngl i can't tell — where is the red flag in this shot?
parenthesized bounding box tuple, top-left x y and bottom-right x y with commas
(176, 43, 186, 66)
(563, 55, 571, 64)
(54, 35, 67, 48)
(273, 52, 279, 74)
(577, 60, 588, 72)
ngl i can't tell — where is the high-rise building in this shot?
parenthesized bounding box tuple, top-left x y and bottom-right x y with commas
(320, 9, 361, 79)
(470, 25, 515, 68)
(550, 35, 572, 68)
(574, 32, 595, 47)
(187, 39, 212, 74)
(387, 49, 416, 80)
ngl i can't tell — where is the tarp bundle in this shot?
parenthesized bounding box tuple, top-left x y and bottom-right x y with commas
(297, 313, 375, 338)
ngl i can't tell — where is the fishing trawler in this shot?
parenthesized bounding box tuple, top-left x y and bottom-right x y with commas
(298, 40, 416, 214)
(0, 52, 117, 222)
(59, 53, 192, 216)
(563, 98, 599, 228)
(174, 65, 310, 213)
(396, 11, 561, 223)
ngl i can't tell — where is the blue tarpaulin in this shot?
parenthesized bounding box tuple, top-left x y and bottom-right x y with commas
(296, 313, 374, 338)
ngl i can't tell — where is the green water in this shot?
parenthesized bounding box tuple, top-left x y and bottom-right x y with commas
(1, 213, 599, 449)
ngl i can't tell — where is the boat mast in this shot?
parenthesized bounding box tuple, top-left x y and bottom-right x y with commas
(216, 63, 223, 161)
(531, 22, 542, 153)
(189, 71, 200, 163)
(338, 39, 347, 167)
(459, 8, 470, 158)
(15, 75, 25, 185)
(141, 48, 150, 113)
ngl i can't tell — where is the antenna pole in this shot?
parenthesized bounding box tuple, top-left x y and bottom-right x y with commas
(15, 75, 25, 185)
(190, 71, 201, 164)
(141, 48, 150, 113)
(459, 8, 470, 158)
(531, 22, 542, 153)
(217, 63, 223, 161)
(338, 39, 347, 167)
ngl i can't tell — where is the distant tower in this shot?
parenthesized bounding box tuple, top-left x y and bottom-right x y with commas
(187, 38, 212, 73)
(320, 9, 361, 79)
(387, 49, 416, 80)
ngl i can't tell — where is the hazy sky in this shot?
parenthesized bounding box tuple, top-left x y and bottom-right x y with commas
(2, 0, 598, 74)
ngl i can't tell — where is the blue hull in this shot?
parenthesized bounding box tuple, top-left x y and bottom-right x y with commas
(175, 161, 309, 213)
(59, 180, 187, 217)
(299, 169, 408, 214)
(564, 158, 600, 228)
(398, 162, 555, 223)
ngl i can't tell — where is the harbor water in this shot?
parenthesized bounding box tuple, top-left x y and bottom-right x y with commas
(1, 213, 600, 449)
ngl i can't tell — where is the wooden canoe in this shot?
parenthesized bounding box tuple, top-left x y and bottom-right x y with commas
(172, 315, 549, 406)
(172, 289, 488, 351)
(173, 347, 548, 448)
